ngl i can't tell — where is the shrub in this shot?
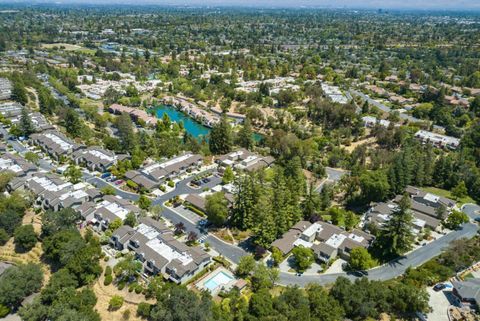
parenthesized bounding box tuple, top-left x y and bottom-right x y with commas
(123, 309, 131, 320)
(109, 295, 124, 310)
(13, 225, 37, 252)
(135, 285, 143, 294)
(117, 281, 126, 290)
(0, 304, 10, 318)
(137, 302, 151, 318)
(126, 180, 138, 190)
(104, 274, 113, 286)
(105, 266, 112, 275)
(128, 283, 137, 292)
(0, 229, 9, 246)
(168, 180, 174, 187)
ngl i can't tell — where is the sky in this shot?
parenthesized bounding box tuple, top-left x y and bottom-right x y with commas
(1, 0, 480, 10)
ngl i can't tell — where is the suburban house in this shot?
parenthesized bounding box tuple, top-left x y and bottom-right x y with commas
(9, 112, 54, 132)
(0, 153, 37, 178)
(108, 104, 158, 126)
(451, 278, 480, 310)
(216, 149, 275, 172)
(0, 101, 23, 118)
(125, 153, 203, 191)
(73, 146, 121, 172)
(110, 218, 211, 284)
(362, 116, 394, 128)
(184, 194, 207, 213)
(365, 186, 456, 233)
(0, 78, 12, 100)
(30, 130, 83, 161)
(414, 130, 460, 150)
(10, 172, 93, 212)
(88, 195, 141, 230)
(271, 220, 375, 263)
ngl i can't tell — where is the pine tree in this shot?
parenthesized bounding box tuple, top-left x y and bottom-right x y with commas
(19, 107, 35, 137)
(209, 114, 232, 155)
(271, 167, 289, 235)
(237, 118, 254, 150)
(378, 193, 415, 257)
(252, 193, 277, 248)
(232, 174, 257, 230)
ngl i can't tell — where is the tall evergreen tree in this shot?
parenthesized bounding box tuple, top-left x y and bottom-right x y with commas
(209, 114, 232, 155)
(19, 107, 35, 137)
(377, 193, 415, 257)
(252, 193, 277, 248)
(237, 118, 254, 150)
(232, 174, 257, 230)
(115, 112, 136, 153)
(271, 167, 289, 235)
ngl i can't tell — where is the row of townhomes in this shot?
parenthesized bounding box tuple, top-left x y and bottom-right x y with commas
(9, 172, 97, 212)
(414, 130, 460, 150)
(0, 92, 213, 286)
(365, 186, 457, 233)
(0, 153, 37, 177)
(30, 130, 126, 171)
(125, 153, 203, 191)
(0, 77, 12, 100)
(215, 148, 275, 173)
(10, 112, 54, 132)
(162, 96, 220, 128)
(77, 194, 141, 231)
(272, 220, 375, 264)
(111, 217, 211, 284)
(107, 103, 158, 127)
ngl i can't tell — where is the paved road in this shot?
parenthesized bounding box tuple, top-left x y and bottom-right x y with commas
(4, 124, 478, 287)
(278, 206, 480, 286)
(152, 171, 221, 206)
(316, 167, 348, 192)
(350, 89, 445, 131)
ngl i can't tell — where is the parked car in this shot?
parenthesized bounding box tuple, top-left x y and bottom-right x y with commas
(101, 172, 111, 179)
(114, 180, 124, 185)
(433, 283, 447, 291)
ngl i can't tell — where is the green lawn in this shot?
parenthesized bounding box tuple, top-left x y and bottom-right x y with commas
(421, 186, 476, 206)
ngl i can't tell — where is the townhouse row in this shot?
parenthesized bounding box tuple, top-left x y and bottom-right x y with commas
(111, 218, 211, 284)
(271, 220, 375, 264)
(365, 185, 457, 234)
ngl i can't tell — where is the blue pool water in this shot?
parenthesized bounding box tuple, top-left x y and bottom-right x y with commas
(204, 271, 235, 292)
(154, 104, 264, 142)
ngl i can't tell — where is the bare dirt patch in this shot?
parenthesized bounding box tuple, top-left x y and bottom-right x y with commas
(92, 261, 155, 321)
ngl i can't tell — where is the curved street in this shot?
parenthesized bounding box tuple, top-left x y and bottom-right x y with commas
(6, 125, 478, 288)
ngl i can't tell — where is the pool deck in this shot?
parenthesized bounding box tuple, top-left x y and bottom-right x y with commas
(194, 267, 238, 295)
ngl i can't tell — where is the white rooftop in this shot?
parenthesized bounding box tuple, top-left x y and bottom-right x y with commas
(325, 234, 347, 249)
(302, 223, 322, 238)
(44, 132, 73, 151)
(293, 238, 313, 248)
(146, 237, 193, 266)
(423, 193, 440, 203)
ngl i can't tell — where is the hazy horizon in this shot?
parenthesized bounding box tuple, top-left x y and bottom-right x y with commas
(0, 0, 479, 10)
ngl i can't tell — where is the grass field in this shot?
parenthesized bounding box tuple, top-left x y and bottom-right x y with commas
(41, 43, 96, 54)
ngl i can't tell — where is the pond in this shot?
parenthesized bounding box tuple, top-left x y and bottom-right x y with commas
(153, 104, 263, 142)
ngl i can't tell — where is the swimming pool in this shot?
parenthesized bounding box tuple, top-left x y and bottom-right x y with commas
(203, 271, 235, 292)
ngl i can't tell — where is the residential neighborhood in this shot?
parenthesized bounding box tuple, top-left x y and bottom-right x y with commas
(0, 3, 479, 321)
